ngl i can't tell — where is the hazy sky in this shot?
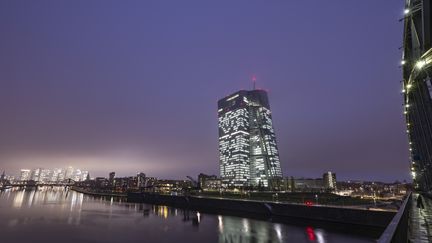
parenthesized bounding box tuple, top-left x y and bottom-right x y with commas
(0, 1, 409, 182)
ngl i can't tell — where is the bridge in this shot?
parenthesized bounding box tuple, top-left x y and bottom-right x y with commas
(378, 0, 432, 242)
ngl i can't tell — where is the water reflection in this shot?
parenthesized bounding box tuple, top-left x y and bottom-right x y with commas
(306, 227, 328, 243)
(0, 188, 373, 243)
(12, 190, 24, 208)
(218, 216, 289, 242)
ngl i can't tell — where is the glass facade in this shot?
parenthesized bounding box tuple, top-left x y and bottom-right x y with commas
(218, 90, 282, 188)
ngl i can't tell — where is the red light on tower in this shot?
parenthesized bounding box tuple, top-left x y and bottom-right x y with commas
(251, 74, 257, 90)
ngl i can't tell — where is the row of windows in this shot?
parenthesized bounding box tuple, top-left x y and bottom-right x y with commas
(219, 97, 282, 186)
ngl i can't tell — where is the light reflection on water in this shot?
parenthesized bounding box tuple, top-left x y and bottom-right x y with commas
(0, 187, 374, 243)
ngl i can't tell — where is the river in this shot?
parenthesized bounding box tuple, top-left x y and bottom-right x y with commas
(0, 187, 374, 243)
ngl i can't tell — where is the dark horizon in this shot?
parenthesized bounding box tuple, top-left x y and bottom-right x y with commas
(0, 1, 409, 182)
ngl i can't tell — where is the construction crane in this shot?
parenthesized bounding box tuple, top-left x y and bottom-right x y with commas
(186, 176, 198, 188)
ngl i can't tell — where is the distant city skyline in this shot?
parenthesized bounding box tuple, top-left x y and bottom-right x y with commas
(0, 1, 408, 182)
(15, 166, 89, 182)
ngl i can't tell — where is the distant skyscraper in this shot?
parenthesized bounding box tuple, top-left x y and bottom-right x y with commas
(137, 172, 146, 188)
(218, 89, 283, 187)
(81, 171, 89, 181)
(20, 169, 31, 181)
(51, 168, 62, 182)
(57, 168, 66, 181)
(74, 169, 82, 182)
(323, 172, 337, 191)
(109, 172, 115, 184)
(31, 168, 41, 181)
(64, 166, 74, 180)
(39, 169, 52, 182)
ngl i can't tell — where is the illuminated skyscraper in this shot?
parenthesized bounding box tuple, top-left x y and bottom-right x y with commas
(323, 171, 337, 191)
(81, 171, 89, 181)
(52, 168, 63, 182)
(109, 172, 115, 184)
(218, 89, 283, 188)
(64, 166, 74, 180)
(31, 168, 41, 181)
(74, 169, 82, 182)
(39, 169, 52, 182)
(20, 169, 31, 181)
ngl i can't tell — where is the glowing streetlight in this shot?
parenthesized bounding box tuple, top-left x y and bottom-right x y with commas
(404, 9, 410, 15)
(416, 60, 426, 69)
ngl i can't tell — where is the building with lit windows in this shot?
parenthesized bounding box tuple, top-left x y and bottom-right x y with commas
(31, 168, 41, 181)
(64, 166, 74, 180)
(218, 89, 283, 188)
(17, 167, 89, 183)
(20, 169, 31, 181)
(137, 172, 146, 188)
(39, 169, 52, 183)
(81, 171, 89, 181)
(323, 171, 337, 191)
(402, 0, 432, 192)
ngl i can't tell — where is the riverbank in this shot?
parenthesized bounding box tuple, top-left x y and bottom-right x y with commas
(70, 186, 127, 197)
(127, 191, 395, 237)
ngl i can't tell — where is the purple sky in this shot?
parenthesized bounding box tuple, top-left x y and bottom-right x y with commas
(0, 1, 409, 182)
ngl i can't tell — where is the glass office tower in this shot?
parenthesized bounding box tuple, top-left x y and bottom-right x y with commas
(218, 90, 282, 188)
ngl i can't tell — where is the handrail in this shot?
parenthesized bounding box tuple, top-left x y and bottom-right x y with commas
(377, 192, 412, 243)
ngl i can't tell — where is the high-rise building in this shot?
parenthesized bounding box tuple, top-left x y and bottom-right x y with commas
(218, 89, 283, 188)
(51, 168, 62, 182)
(74, 169, 82, 182)
(403, 0, 432, 191)
(137, 172, 146, 188)
(109, 172, 116, 184)
(39, 169, 52, 182)
(31, 168, 41, 181)
(57, 168, 66, 182)
(64, 166, 74, 180)
(20, 169, 31, 181)
(81, 171, 89, 181)
(323, 171, 337, 191)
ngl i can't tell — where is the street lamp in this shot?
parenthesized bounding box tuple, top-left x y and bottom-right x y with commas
(416, 60, 426, 69)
